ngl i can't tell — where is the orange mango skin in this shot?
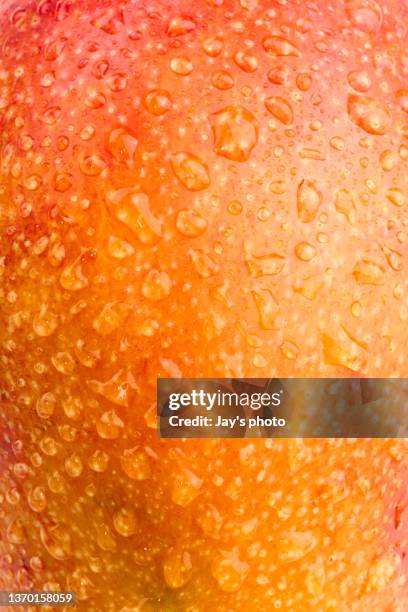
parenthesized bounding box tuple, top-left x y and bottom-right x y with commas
(0, 0, 408, 610)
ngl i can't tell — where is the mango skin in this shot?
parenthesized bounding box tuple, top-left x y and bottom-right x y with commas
(0, 1, 408, 610)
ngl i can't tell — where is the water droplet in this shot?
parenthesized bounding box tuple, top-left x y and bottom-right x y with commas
(163, 549, 192, 588)
(176, 209, 207, 237)
(212, 549, 249, 593)
(296, 72, 312, 91)
(335, 189, 355, 223)
(353, 259, 385, 285)
(96, 409, 125, 439)
(347, 70, 371, 92)
(267, 66, 291, 85)
(113, 507, 136, 537)
(39, 105, 61, 125)
(88, 368, 129, 406)
(265, 96, 293, 125)
(48, 241, 65, 267)
(379, 150, 397, 171)
(381, 245, 403, 271)
(191, 250, 219, 278)
(142, 269, 172, 300)
(36, 392, 56, 419)
(171, 152, 210, 191)
(227, 200, 243, 215)
(211, 105, 258, 162)
(28, 486, 47, 513)
(107, 188, 162, 244)
(396, 90, 408, 114)
(234, 51, 258, 72)
(252, 288, 278, 330)
(88, 449, 109, 472)
(280, 340, 299, 359)
(33, 306, 58, 336)
(92, 59, 109, 79)
(143, 89, 172, 116)
(347, 95, 391, 135)
(170, 57, 193, 76)
(64, 453, 83, 478)
(51, 351, 75, 375)
(167, 15, 196, 37)
(79, 154, 106, 176)
(245, 250, 285, 277)
(211, 70, 234, 90)
(24, 174, 42, 191)
(96, 523, 116, 551)
(40, 523, 72, 561)
(107, 236, 135, 259)
(54, 172, 73, 192)
(386, 188, 405, 207)
(297, 180, 322, 222)
(85, 91, 106, 109)
(278, 531, 317, 562)
(108, 72, 128, 92)
(7, 518, 26, 544)
(120, 448, 151, 480)
(107, 127, 138, 165)
(295, 241, 316, 261)
(346, 0, 383, 33)
(92, 303, 125, 336)
(203, 36, 224, 57)
(263, 35, 300, 57)
(330, 136, 345, 151)
(60, 253, 89, 291)
(172, 469, 203, 506)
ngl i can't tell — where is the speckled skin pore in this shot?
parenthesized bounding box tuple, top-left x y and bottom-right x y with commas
(0, 0, 408, 610)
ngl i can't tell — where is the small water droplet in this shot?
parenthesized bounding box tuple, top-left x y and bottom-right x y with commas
(33, 306, 58, 336)
(295, 241, 316, 261)
(203, 36, 224, 57)
(386, 188, 405, 207)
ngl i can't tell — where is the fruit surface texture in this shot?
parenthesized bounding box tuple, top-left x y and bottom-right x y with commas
(0, 0, 408, 610)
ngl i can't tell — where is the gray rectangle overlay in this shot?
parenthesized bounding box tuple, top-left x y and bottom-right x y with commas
(157, 378, 408, 438)
(0, 592, 76, 606)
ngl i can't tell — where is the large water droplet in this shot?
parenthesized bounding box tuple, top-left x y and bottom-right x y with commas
(113, 508, 137, 537)
(264, 96, 293, 125)
(234, 51, 258, 72)
(212, 549, 249, 593)
(171, 152, 210, 191)
(40, 523, 72, 561)
(167, 15, 196, 37)
(263, 35, 300, 57)
(211, 105, 258, 162)
(335, 189, 355, 223)
(353, 259, 385, 285)
(36, 392, 56, 419)
(107, 188, 162, 244)
(33, 306, 58, 336)
(347, 95, 391, 135)
(245, 249, 285, 277)
(163, 549, 192, 589)
(252, 288, 278, 330)
(88, 370, 129, 406)
(107, 127, 138, 165)
(120, 448, 151, 480)
(176, 209, 207, 237)
(297, 180, 322, 222)
(346, 0, 383, 33)
(60, 253, 89, 291)
(107, 236, 135, 259)
(191, 250, 219, 278)
(143, 90, 172, 116)
(211, 70, 234, 90)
